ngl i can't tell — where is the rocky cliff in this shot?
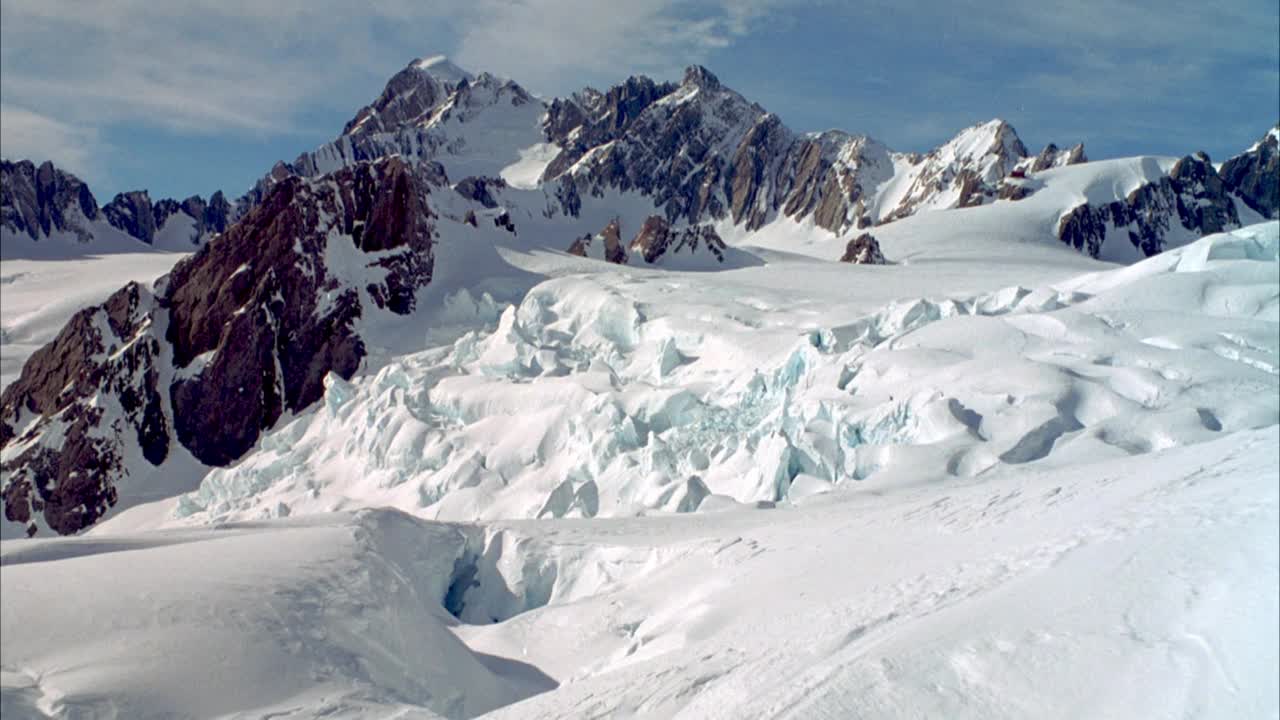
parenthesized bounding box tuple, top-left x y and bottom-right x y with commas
(0, 157, 439, 535)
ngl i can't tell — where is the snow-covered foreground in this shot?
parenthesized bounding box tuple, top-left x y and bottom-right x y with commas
(2, 223, 1278, 718)
(3, 426, 1275, 718)
(0, 252, 188, 389)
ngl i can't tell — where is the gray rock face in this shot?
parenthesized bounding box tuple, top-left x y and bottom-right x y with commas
(543, 66, 880, 233)
(840, 233, 886, 264)
(1219, 124, 1279, 219)
(103, 190, 157, 244)
(1056, 153, 1241, 258)
(342, 58, 471, 137)
(153, 192, 234, 244)
(2, 159, 231, 248)
(542, 75, 679, 180)
(1026, 142, 1088, 172)
(1, 157, 438, 536)
(879, 120, 1031, 224)
(1170, 152, 1239, 234)
(0, 160, 99, 242)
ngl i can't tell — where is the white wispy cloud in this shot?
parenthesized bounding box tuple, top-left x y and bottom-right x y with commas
(452, 0, 778, 93)
(0, 105, 105, 181)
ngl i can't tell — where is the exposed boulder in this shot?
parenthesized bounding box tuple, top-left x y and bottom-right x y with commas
(454, 176, 505, 208)
(1, 157, 439, 535)
(493, 211, 516, 234)
(840, 233, 886, 264)
(628, 215, 725, 264)
(567, 217, 628, 264)
(997, 179, 1035, 201)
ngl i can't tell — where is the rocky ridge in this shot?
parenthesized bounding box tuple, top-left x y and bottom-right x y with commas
(1, 159, 231, 249)
(1, 157, 438, 535)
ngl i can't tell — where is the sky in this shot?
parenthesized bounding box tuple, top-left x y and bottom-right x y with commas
(1, 0, 1276, 202)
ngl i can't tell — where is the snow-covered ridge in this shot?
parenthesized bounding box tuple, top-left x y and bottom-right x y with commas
(239, 57, 1277, 264)
(244, 60, 1088, 240)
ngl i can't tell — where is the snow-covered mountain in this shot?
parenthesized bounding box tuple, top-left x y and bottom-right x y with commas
(1, 53, 1278, 719)
(232, 58, 1277, 267)
(3, 222, 1277, 716)
(0, 159, 231, 257)
(2, 57, 1277, 539)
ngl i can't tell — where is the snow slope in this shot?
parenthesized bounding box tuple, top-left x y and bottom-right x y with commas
(1, 510, 555, 719)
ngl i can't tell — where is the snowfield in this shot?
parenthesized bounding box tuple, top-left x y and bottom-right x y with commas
(1, 217, 1276, 718)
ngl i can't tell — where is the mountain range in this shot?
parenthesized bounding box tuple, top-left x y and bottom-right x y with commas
(0, 56, 1277, 538)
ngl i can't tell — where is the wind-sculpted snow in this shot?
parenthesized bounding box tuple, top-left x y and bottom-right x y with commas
(0, 510, 558, 718)
(172, 223, 1279, 528)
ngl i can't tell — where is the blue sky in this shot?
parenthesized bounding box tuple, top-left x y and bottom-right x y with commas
(1, 0, 1276, 202)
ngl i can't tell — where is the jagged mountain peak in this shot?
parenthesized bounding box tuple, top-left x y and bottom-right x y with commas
(411, 54, 473, 84)
(342, 55, 479, 136)
(932, 118, 1028, 164)
(1219, 121, 1280, 218)
(1248, 122, 1280, 153)
(681, 64, 722, 90)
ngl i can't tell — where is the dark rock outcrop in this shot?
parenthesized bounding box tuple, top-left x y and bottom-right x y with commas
(1169, 152, 1238, 234)
(103, 190, 158, 244)
(342, 57, 470, 137)
(1056, 153, 1240, 258)
(1219, 125, 1279, 219)
(840, 233, 886, 264)
(493, 211, 516, 234)
(1028, 142, 1087, 172)
(1, 157, 438, 535)
(0, 160, 99, 242)
(628, 216, 725, 264)
(566, 218, 628, 264)
(2, 159, 231, 248)
(0, 281, 166, 535)
(152, 192, 234, 244)
(542, 75, 679, 180)
(454, 176, 505, 208)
